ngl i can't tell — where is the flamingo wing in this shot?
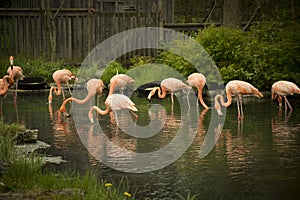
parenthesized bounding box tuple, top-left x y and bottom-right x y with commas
(106, 94, 137, 112)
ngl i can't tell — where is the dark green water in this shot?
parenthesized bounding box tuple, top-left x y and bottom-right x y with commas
(2, 90, 300, 200)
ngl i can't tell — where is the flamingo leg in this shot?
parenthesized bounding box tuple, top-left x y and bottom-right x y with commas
(236, 96, 241, 118)
(239, 96, 244, 117)
(61, 88, 66, 100)
(14, 79, 19, 101)
(114, 111, 119, 126)
(129, 110, 138, 125)
(283, 96, 293, 111)
(0, 98, 2, 117)
(186, 92, 190, 109)
(66, 82, 72, 96)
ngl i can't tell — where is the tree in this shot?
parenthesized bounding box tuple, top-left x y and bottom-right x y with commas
(41, 0, 66, 61)
(223, 0, 243, 28)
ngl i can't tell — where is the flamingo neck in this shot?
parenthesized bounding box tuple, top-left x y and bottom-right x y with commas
(60, 92, 95, 113)
(88, 104, 111, 123)
(197, 87, 208, 109)
(221, 90, 233, 107)
(108, 81, 116, 95)
(214, 90, 233, 112)
(52, 84, 62, 96)
(10, 59, 13, 69)
(0, 76, 11, 96)
(157, 87, 167, 99)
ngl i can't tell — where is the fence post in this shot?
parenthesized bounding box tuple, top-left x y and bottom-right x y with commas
(87, 0, 94, 53)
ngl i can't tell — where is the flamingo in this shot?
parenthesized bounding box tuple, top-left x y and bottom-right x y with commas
(59, 78, 105, 116)
(48, 69, 77, 104)
(7, 56, 25, 100)
(109, 74, 135, 95)
(214, 80, 263, 118)
(0, 75, 14, 114)
(187, 73, 208, 109)
(147, 78, 191, 106)
(88, 93, 138, 124)
(271, 80, 300, 111)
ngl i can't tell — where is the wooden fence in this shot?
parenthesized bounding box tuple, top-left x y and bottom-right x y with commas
(0, 8, 161, 64)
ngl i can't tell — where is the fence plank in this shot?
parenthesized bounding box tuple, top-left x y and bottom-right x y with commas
(0, 10, 162, 64)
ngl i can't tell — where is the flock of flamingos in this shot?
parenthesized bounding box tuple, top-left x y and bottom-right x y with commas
(2, 56, 300, 123)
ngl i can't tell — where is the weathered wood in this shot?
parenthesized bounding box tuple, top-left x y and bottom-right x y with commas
(0, 9, 162, 64)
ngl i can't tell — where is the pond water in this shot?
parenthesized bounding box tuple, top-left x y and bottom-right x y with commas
(2, 89, 300, 200)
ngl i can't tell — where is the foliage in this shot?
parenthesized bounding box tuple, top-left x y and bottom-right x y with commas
(195, 19, 300, 90)
(0, 56, 79, 84)
(128, 18, 300, 90)
(129, 56, 155, 68)
(100, 61, 127, 85)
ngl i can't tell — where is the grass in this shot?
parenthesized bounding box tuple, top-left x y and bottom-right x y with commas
(0, 121, 134, 199)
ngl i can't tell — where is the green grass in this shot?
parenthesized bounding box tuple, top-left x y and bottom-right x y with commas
(0, 121, 134, 199)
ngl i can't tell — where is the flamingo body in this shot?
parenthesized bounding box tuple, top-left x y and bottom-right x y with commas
(59, 78, 104, 115)
(187, 73, 208, 109)
(88, 94, 137, 124)
(48, 69, 76, 103)
(0, 75, 14, 97)
(109, 74, 135, 95)
(0, 75, 14, 114)
(7, 56, 24, 81)
(214, 80, 263, 117)
(7, 56, 24, 100)
(147, 78, 191, 105)
(271, 80, 300, 110)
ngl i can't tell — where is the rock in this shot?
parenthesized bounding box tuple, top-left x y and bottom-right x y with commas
(15, 140, 50, 154)
(15, 129, 38, 144)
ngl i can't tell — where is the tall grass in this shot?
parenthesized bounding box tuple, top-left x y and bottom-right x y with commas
(0, 122, 134, 199)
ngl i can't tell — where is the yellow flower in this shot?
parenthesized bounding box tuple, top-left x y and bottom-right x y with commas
(104, 183, 113, 187)
(124, 191, 131, 197)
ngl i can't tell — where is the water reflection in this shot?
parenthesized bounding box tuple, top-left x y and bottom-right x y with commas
(1, 91, 300, 199)
(272, 109, 300, 165)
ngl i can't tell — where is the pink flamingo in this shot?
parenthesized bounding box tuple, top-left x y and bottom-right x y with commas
(88, 93, 138, 124)
(59, 78, 105, 116)
(271, 80, 300, 111)
(147, 78, 191, 106)
(7, 56, 25, 100)
(109, 74, 135, 95)
(187, 73, 208, 109)
(48, 69, 76, 104)
(0, 75, 14, 114)
(214, 80, 263, 118)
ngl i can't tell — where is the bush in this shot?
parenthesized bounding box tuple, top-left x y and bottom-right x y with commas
(195, 19, 300, 90)
(100, 61, 127, 85)
(0, 56, 78, 84)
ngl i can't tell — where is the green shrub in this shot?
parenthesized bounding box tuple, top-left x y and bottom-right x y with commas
(100, 61, 127, 85)
(195, 20, 300, 90)
(0, 56, 78, 84)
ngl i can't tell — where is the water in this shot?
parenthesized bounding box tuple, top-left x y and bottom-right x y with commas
(2, 90, 300, 200)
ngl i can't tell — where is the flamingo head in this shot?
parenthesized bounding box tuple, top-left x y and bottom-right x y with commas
(9, 56, 14, 65)
(214, 94, 224, 115)
(145, 87, 159, 101)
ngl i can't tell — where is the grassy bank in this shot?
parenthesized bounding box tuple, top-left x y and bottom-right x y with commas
(0, 121, 134, 200)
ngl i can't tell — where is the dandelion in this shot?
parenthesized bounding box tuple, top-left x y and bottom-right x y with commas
(124, 191, 131, 197)
(104, 183, 113, 187)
